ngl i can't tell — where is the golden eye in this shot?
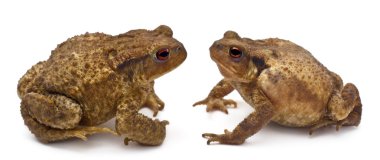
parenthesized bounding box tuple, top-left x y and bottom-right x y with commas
(155, 48, 170, 61)
(229, 47, 242, 59)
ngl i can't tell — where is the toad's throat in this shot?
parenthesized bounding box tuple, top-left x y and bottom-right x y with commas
(216, 63, 261, 83)
(217, 63, 236, 76)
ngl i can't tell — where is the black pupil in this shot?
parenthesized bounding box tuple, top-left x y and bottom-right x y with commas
(230, 48, 241, 57)
(159, 51, 169, 57)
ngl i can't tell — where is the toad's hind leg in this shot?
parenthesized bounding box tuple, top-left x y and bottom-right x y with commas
(21, 92, 115, 143)
(328, 83, 362, 126)
(309, 83, 362, 134)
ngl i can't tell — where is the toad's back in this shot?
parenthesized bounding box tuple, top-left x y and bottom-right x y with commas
(18, 33, 112, 95)
(253, 39, 338, 127)
(17, 33, 126, 125)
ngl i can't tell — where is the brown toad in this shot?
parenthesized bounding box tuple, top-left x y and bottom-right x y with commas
(194, 31, 362, 145)
(18, 25, 187, 145)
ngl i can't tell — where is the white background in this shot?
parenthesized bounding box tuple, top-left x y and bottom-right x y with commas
(1, 0, 379, 159)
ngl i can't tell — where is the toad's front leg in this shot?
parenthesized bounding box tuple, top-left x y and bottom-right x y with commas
(193, 79, 237, 114)
(116, 88, 169, 146)
(203, 89, 275, 145)
(142, 81, 165, 117)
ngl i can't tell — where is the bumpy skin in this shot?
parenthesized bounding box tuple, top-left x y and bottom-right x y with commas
(18, 25, 187, 145)
(194, 31, 362, 145)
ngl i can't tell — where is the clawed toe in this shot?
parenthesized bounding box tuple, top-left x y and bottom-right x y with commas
(152, 110, 159, 117)
(73, 133, 88, 141)
(143, 94, 165, 117)
(223, 100, 237, 108)
(202, 130, 233, 145)
(193, 99, 207, 107)
(202, 133, 217, 138)
(193, 98, 237, 114)
(202, 131, 244, 145)
(207, 104, 228, 114)
(206, 139, 216, 145)
(309, 119, 355, 135)
(70, 127, 117, 141)
(101, 128, 118, 135)
(156, 99, 165, 111)
(336, 119, 349, 131)
(202, 133, 220, 145)
(160, 120, 170, 126)
(143, 103, 164, 117)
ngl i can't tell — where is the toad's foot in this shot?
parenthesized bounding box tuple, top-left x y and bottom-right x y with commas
(202, 129, 244, 145)
(143, 95, 165, 117)
(308, 119, 355, 135)
(308, 120, 336, 135)
(71, 127, 118, 141)
(309, 102, 362, 135)
(123, 120, 169, 145)
(193, 98, 237, 114)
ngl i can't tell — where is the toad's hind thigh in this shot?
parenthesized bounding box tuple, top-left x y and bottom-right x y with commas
(328, 83, 362, 125)
(21, 92, 115, 143)
(309, 86, 361, 134)
(22, 93, 82, 129)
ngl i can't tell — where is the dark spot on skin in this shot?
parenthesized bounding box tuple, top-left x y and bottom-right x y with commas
(84, 63, 90, 69)
(68, 56, 74, 61)
(69, 80, 77, 86)
(108, 73, 117, 81)
(108, 49, 117, 57)
(36, 77, 44, 84)
(291, 77, 319, 103)
(99, 63, 105, 68)
(252, 56, 269, 76)
(117, 61, 129, 70)
(216, 44, 223, 50)
(269, 72, 281, 84)
(271, 50, 279, 58)
(70, 70, 79, 77)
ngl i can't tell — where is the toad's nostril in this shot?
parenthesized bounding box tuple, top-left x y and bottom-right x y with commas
(176, 47, 181, 52)
(216, 44, 223, 50)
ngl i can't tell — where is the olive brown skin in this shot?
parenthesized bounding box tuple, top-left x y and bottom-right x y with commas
(194, 31, 362, 145)
(18, 25, 187, 145)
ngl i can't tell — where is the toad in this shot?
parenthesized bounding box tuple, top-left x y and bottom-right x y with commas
(18, 25, 187, 145)
(194, 31, 361, 145)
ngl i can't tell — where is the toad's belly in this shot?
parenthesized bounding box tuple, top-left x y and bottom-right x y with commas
(271, 103, 325, 127)
(235, 87, 326, 127)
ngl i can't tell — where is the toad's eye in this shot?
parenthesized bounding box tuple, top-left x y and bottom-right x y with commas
(229, 47, 242, 59)
(155, 48, 170, 62)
